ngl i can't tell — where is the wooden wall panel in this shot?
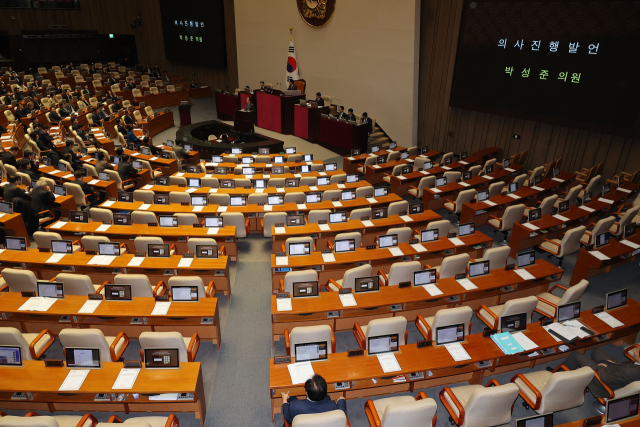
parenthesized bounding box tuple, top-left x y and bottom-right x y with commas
(0, 0, 238, 91)
(418, 0, 639, 179)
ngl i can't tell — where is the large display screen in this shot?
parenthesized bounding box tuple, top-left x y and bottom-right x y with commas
(159, 0, 227, 66)
(449, 1, 640, 136)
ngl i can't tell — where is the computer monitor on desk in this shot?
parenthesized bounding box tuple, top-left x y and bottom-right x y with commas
(288, 242, 311, 256)
(516, 414, 553, 427)
(355, 276, 380, 293)
(159, 215, 178, 227)
(421, 229, 439, 243)
(606, 393, 640, 423)
(378, 234, 398, 248)
(104, 284, 132, 301)
(594, 232, 610, 249)
(0, 346, 22, 366)
(606, 289, 627, 311)
(65, 348, 101, 368)
(368, 334, 399, 355)
(334, 239, 355, 253)
(623, 223, 637, 239)
(317, 177, 330, 186)
(477, 190, 489, 202)
(188, 178, 201, 188)
(71, 210, 89, 223)
(374, 186, 387, 197)
(37, 281, 64, 298)
(557, 302, 580, 323)
(501, 313, 527, 332)
(195, 245, 218, 258)
(171, 285, 199, 302)
(414, 269, 436, 286)
(205, 216, 223, 228)
(329, 212, 346, 223)
(372, 207, 387, 219)
(435, 324, 465, 346)
(306, 193, 321, 203)
(144, 348, 180, 369)
(148, 244, 171, 258)
(468, 260, 489, 278)
(268, 195, 284, 205)
(294, 342, 328, 362)
(5, 237, 26, 251)
(517, 250, 535, 268)
(293, 281, 319, 298)
(458, 222, 475, 237)
(51, 239, 73, 254)
(98, 242, 120, 256)
(0, 201, 13, 214)
(230, 195, 246, 206)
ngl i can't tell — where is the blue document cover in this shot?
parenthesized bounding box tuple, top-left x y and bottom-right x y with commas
(491, 332, 525, 355)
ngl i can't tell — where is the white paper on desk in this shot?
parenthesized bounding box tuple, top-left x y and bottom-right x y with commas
(347, 157, 356, 161)
(397, 176, 407, 180)
(296, 203, 307, 210)
(175, 172, 185, 177)
(264, 205, 273, 211)
(400, 215, 414, 222)
(50, 221, 66, 229)
(531, 186, 545, 191)
(545, 323, 579, 342)
(317, 223, 331, 231)
(112, 368, 141, 390)
(507, 193, 521, 199)
(59, 370, 90, 391)
(514, 269, 536, 281)
(96, 224, 111, 232)
(620, 240, 640, 249)
(618, 188, 632, 193)
(431, 188, 442, 193)
(484, 200, 497, 206)
(192, 206, 204, 212)
(276, 188, 285, 193)
(46, 253, 66, 264)
(456, 278, 478, 290)
(448, 237, 464, 246)
(332, 201, 343, 207)
(209, 188, 219, 193)
(130, 152, 140, 157)
(389, 247, 404, 257)
(459, 182, 470, 187)
(339, 293, 357, 307)
(459, 161, 469, 165)
(178, 257, 193, 268)
(562, 320, 592, 339)
(482, 175, 494, 180)
(149, 393, 179, 401)
(309, 186, 318, 191)
(185, 187, 197, 193)
(552, 177, 565, 182)
(369, 153, 378, 157)
(139, 204, 151, 211)
(63, 174, 74, 179)
(142, 184, 153, 190)
(255, 189, 264, 193)
(127, 256, 145, 267)
(217, 206, 228, 213)
(599, 198, 614, 204)
(377, 353, 402, 373)
(294, 174, 302, 178)
(275, 226, 286, 235)
(445, 342, 471, 362)
(276, 256, 289, 266)
(287, 362, 315, 385)
(205, 174, 213, 178)
(151, 301, 172, 315)
(523, 222, 540, 230)
(149, 157, 159, 161)
(589, 251, 611, 261)
(100, 255, 116, 266)
(363, 197, 377, 205)
(512, 332, 538, 351)
(244, 175, 253, 179)
(87, 255, 102, 265)
(49, 170, 61, 175)
(411, 243, 427, 253)
(87, 179, 99, 185)
(579, 205, 595, 213)
(420, 170, 430, 175)
(595, 312, 624, 328)
(505, 168, 516, 172)
(322, 253, 336, 263)
(318, 172, 327, 176)
(422, 284, 443, 296)
(18, 297, 57, 312)
(101, 200, 116, 207)
(263, 174, 271, 178)
(441, 166, 451, 170)
(207, 228, 219, 235)
(265, 163, 272, 168)
(337, 184, 346, 189)
(372, 165, 381, 169)
(276, 298, 293, 312)
(206, 163, 217, 167)
(78, 299, 102, 314)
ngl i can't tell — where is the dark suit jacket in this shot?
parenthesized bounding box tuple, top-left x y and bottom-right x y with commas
(346, 114, 356, 122)
(48, 111, 62, 123)
(118, 161, 136, 181)
(287, 84, 297, 90)
(362, 118, 373, 134)
(108, 78, 118, 86)
(21, 167, 40, 181)
(14, 108, 28, 119)
(96, 160, 113, 174)
(31, 187, 55, 213)
(112, 104, 123, 112)
(2, 153, 17, 168)
(245, 102, 255, 112)
(173, 145, 188, 160)
(336, 112, 348, 120)
(126, 83, 136, 90)
(92, 113, 103, 123)
(3, 95, 13, 105)
(283, 396, 346, 426)
(3, 184, 29, 203)
(595, 364, 640, 398)
(123, 115, 135, 125)
(73, 178, 93, 195)
(314, 98, 325, 107)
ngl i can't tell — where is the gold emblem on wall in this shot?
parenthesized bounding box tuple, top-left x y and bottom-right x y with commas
(296, 0, 336, 28)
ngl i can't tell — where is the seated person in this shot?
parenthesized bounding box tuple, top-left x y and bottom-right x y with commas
(62, 141, 83, 170)
(95, 151, 114, 174)
(558, 347, 640, 399)
(3, 175, 30, 203)
(126, 125, 142, 151)
(141, 137, 161, 156)
(31, 178, 60, 222)
(336, 106, 347, 120)
(47, 107, 63, 125)
(311, 92, 324, 107)
(71, 169, 98, 205)
(118, 154, 137, 183)
(18, 157, 40, 181)
(346, 108, 356, 122)
(282, 375, 346, 427)
(287, 78, 297, 90)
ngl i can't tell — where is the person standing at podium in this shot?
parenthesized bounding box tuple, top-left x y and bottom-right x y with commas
(346, 108, 356, 122)
(336, 106, 348, 120)
(312, 92, 324, 107)
(243, 99, 255, 133)
(361, 112, 373, 134)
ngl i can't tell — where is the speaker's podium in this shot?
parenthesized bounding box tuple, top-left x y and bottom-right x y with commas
(294, 102, 330, 143)
(178, 102, 192, 126)
(234, 109, 254, 133)
(255, 89, 305, 135)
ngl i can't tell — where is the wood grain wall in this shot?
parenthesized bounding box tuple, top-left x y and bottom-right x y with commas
(0, 0, 238, 91)
(417, 0, 640, 179)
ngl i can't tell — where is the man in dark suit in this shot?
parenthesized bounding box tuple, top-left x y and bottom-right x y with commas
(118, 154, 137, 183)
(126, 125, 142, 151)
(58, 101, 72, 118)
(18, 158, 40, 181)
(259, 81, 265, 91)
(125, 80, 136, 90)
(346, 108, 356, 122)
(62, 140, 82, 170)
(361, 112, 373, 134)
(2, 147, 19, 168)
(4, 176, 30, 203)
(173, 141, 189, 161)
(88, 64, 96, 74)
(92, 106, 108, 124)
(47, 108, 63, 125)
(107, 74, 118, 86)
(13, 89, 24, 102)
(3, 92, 13, 105)
(27, 85, 40, 98)
(71, 169, 98, 204)
(123, 108, 135, 125)
(13, 105, 29, 120)
(336, 106, 348, 120)
(313, 92, 324, 107)
(95, 152, 113, 174)
(282, 375, 346, 426)
(287, 79, 297, 90)
(112, 99, 123, 112)
(82, 85, 91, 96)
(244, 98, 255, 112)
(31, 178, 60, 221)
(141, 137, 161, 156)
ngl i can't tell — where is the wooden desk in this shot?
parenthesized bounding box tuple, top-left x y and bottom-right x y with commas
(177, 170, 346, 181)
(139, 111, 175, 139)
(269, 299, 640, 419)
(269, 232, 493, 291)
(134, 90, 189, 110)
(0, 249, 231, 297)
(0, 292, 221, 347)
(255, 91, 304, 135)
(140, 182, 367, 197)
(508, 183, 640, 259)
(0, 213, 31, 245)
(215, 90, 238, 120)
(459, 172, 577, 226)
(189, 86, 212, 99)
(293, 105, 330, 143)
(422, 165, 524, 210)
(343, 146, 408, 175)
(570, 232, 640, 286)
(40, 166, 119, 198)
(0, 361, 206, 426)
(319, 117, 369, 155)
(79, 157, 153, 188)
(270, 211, 442, 251)
(270, 259, 562, 343)
(201, 159, 326, 172)
(122, 150, 179, 176)
(46, 220, 238, 262)
(363, 152, 439, 187)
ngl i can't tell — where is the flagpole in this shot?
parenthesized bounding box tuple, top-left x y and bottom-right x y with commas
(290, 27, 293, 41)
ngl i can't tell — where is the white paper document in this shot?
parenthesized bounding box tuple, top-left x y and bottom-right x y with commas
(276, 188, 285, 193)
(276, 256, 289, 266)
(482, 175, 494, 180)
(337, 184, 346, 189)
(102, 200, 116, 207)
(400, 215, 414, 222)
(46, 253, 66, 264)
(178, 257, 194, 268)
(50, 221, 66, 229)
(372, 165, 381, 169)
(589, 251, 611, 261)
(531, 186, 545, 191)
(618, 188, 632, 193)
(186, 188, 197, 193)
(523, 222, 540, 230)
(18, 297, 58, 312)
(620, 240, 640, 250)
(127, 256, 145, 267)
(308, 186, 318, 191)
(388, 247, 404, 257)
(339, 293, 357, 307)
(318, 224, 331, 231)
(445, 342, 471, 362)
(151, 301, 172, 315)
(397, 176, 407, 180)
(332, 201, 343, 207)
(377, 353, 401, 373)
(553, 214, 570, 222)
(459, 182, 470, 187)
(192, 206, 204, 212)
(411, 243, 427, 253)
(361, 220, 375, 228)
(366, 197, 377, 203)
(545, 323, 579, 342)
(209, 188, 219, 193)
(207, 228, 219, 235)
(96, 224, 111, 232)
(112, 368, 141, 390)
(59, 370, 90, 391)
(511, 332, 538, 351)
(78, 299, 102, 314)
(552, 178, 565, 182)
(514, 269, 536, 281)
(599, 198, 614, 204)
(484, 201, 497, 206)
(422, 284, 443, 296)
(449, 237, 465, 246)
(63, 174, 74, 179)
(431, 188, 442, 193)
(139, 204, 151, 210)
(459, 161, 469, 165)
(217, 206, 228, 213)
(579, 205, 595, 212)
(175, 172, 185, 177)
(322, 253, 336, 263)
(507, 193, 521, 199)
(456, 278, 478, 290)
(505, 168, 516, 172)
(347, 157, 356, 161)
(264, 205, 273, 211)
(276, 298, 293, 312)
(420, 170, 430, 175)
(256, 189, 264, 193)
(142, 184, 153, 190)
(595, 312, 624, 328)
(287, 362, 315, 385)
(318, 172, 327, 176)
(296, 204, 307, 210)
(441, 166, 451, 170)
(274, 226, 286, 235)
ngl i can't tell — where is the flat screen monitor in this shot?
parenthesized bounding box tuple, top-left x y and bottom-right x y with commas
(220, 179, 235, 188)
(334, 239, 355, 253)
(71, 210, 88, 223)
(65, 348, 101, 368)
(458, 222, 475, 236)
(231, 148, 242, 155)
(558, 200, 569, 213)
(243, 167, 255, 175)
(289, 242, 311, 256)
(329, 212, 347, 223)
(58, 162, 67, 172)
(187, 178, 201, 188)
(37, 281, 64, 298)
(401, 165, 412, 175)
(132, 160, 143, 169)
(41, 157, 50, 166)
(286, 215, 305, 227)
(294, 341, 328, 362)
(517, 251, 536, 268)
(268, 195, 284, 205)
(273, 156, 284, 164)
(141, 146, 151, 155)
(557, 302, 581, 323)
(534, 174, 542, 185)
(410, 202, 424, 214)
(204, 216, 223, 228)
(317, 177, 330, 186)
(594, 232, 609, 249)
(477, 190, 489, 202)
(603, 183, 611, 196)
(374, 187, 388, 197)
(148, 244, 171, 258)
(354, 276, 380, 293)
(378, 234, 398, 248)
(212, 155, 223, 163)
(118, 191, 132, 202)
(606, 394, 640, 424)
(414, 269, 437, 286)
(421, 229, 439, 243)
(170, 285, 199, 302)
(285, 147, 296, 154)
(112, 157, 121, 165)
(435, 177, 447, 187)
(293, 281, 319, 298)
(325, 163, 337, 171)
(304, 154, 313, 162)
(98, 242, 120, 256)
(98, 172, 110, 181)
(285, 178, 299, 188)
(529, 208, 541, 221)
(230, 195, 246, 206)
(516, 414, 553, 427)
(485, 165, 494, 175)
(154, 194, 169, 204)
(401, 151, 409, 159)
(113, 213, 131, 225)
(159, 215, 178, 227)
(501, 313, 527, 332)
(51, 239, 73, 254)
(254, 179, 267, 189)
(306, 193, 321, 203)
(368, 334, 399, 355)
(0, 346, 22, 366)
(583, 192, 592, 204)
(0, 201, 12, 214)
(156, 177, 169, 186)
(553, 168, 560, 178)
(300, 165, 311, 173)
(259, 148, 270, 155)
(468, 260, 490, 278)
(372, 207, 387, 219)
(508, 182, 518, 193)
(370, 145, 380, 153)
(423, 161, 433, 170)
(463, 171, 472, 181)
(346, 174, 358, 183)
(191, 195, 208, 206)
(623, 222, 637, 239)
(242, 157, 254, 164)
(272, 166, 285, 175)
(341, 190, 355, 201)
(6, 237, 26, 251)
(53, 185, 66, 196)
(195, 245, 218, 258)
(606, 289, 627, 310)
(435, 324, 465, 346)
(166, 140, 174, 147)
(143, 348, 180, 369)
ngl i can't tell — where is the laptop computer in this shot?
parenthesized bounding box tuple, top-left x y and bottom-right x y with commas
(517, 250, 535, 268)
(104, 284, 131, 301)
(288, 242, 311, 256)
(37, 281, 64, 298)
(293, 281, 319, 298)
(501, 313, 527, 332)
(606, 393, 640, 423)
(354, 276, 380, 293)
(334, 239, 355, 253)
(0, 346, 22, 367)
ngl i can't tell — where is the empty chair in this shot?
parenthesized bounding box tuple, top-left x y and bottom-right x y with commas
(523, 194, 558, 218)
(81, 236, 113, 252)
(132, 211, 157, 224)
(330, 232, 362, 250)
(262, 212, 287, 237)
(139, 331, 200, 362)
(385, 227, 412, 244)
(383, 165, 405, 182)
(444, 189, 476, 222)
(415, 306, 473, 341)
(327, 264, 372, 291)
(534, 279, 589, 318)
(580, 216, 616, 245)
(300, 177, 317, 187)
(114, 273, 167, 297)
(386, 151, 400, 162)
(428, 253, 470, 279)
(476, 295, 539, 331)
(554, 185, 582, 208)
(468, 165, 482, 177)
(440, 152, 453, 165)
(426, 219, 452, 238)
(175, 213, 199, 226)
(322, 190, 341, 201)
(54, 273, 104, 295)
(488, 181, 506, 197)
(285, 325, 335, 357)
(289, 410, 348, 427)
(284, 192, 305, 204)
(202, 177, 219, 188)
(364, 392, 437, 427)
(308, 209, 331, 224)
(169, 191, 190, 204)
(268, 178, 285, 187)
(355, 185, 374, 199)
(0, 327, 55, 360)
(33, 231, 80, 251)
(579, 175, 601, 199)
(443, 171, 461, 183)
(357, 156, 377, 173)
(440, 380, 520, 427)
(525, 165, 545, 186)
(472, 246, 510, 270)
(388, 200, 409, 216)
(353, 316, 407, 351)
(167, 276, 215, 298)
(284, 236, 315, 255)
(58, 328, 129, 362)
(134, 237, 176, 255)
(221, 212, 250, 238)
(349, 208, 371, 221)
(0, 269, 38, 293)
(169, 176, 187, 186)
(133, 190, 154, 203)
(64, 182, 91, 210)
(280, 270, 318, 294)
(482, 158, 497, 175)
(488, 204, 526, 244)
(234, 178, 251, 188)
(186, 238, 219, 254)
(0, 413, 99, 427)
(379, 260, 421, 286)
(539, 225, 586, 266)
(609, 205, 640, 236)
(287, 154, 302, 163)
(209, 193, 231, 205)
(330, 174, 347, 184)
(511, 366, 594, 414)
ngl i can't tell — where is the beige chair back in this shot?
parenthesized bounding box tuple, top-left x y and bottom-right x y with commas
(291, 410, 347, 427)
(221, 212, 248, 238)
(386, 227, 412, 244)
(349, 208, 371, 221)
(81, 236, 111, 252)
(58, 329, 113, 362)
(432, 306, 473, 336)
(388, 200, 409, 216)
(498, 296, 539, 330)
(285, 237, 314, 255)
(461, 384, 519, 427)
(114, 274, 154, 297)
(308, 209, 331, 224)
(289, 325, 333, 355)
(537, 367, 594, 413)
(339, 264, 372, 290)
(33, 231, 63, 249)
(365, 317, 407, 351)
(167, 276, 209, 298)
(384, 260, 421, 286)
(139, 331, 189, 362)
(498, 204, 527, 231)
(89, 207, 114, 222)
(282, 270, 318, 294)
(439, 253, 470, 279)
(556, 226, 586, 257)
(479, 246, 510, 270)
(426, 220, 450, 238)
(55, 273, 97, 296)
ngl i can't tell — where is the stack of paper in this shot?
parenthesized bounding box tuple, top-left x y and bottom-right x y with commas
(102, 200, 116, 207)
(186, 188, 197, 193)
(276, 188, 285, 193)
(207, 228, 219, 235)
(599, 198, 614, 204)
(193, 206, 204, 212)
(411, 243, 427, 253)
(50, 221, 66, 229)
(18, 297, 58, 312)
(151, 301, 172, 315)
(332, 201, 343, 207)
(217, 206, 228, 213)
(579, 205, 595, 213)
(445, 342, 471, 361)
(620, 240, 640, 250)
(112, 368, 141, 390)
(595, 312, 624, 328)
(209, 188, 219, 193)
(456, 278, 477, 290)
(276, 298, 292, 311)
(322, 253, 336, 263)
(491, 332, 525, 355)
(149, 394, 179, 401)
(127, 257, 145, 267)
(377, 353, 401, 373)
(139, 204, 151, 210)
(449, 237, 465, 246)
(459, 182, 471, 187)
(59, 370, 90, 391)
(531, 186, 545, 191)
(46, 253, 66, 264)
(178, 257, 194, 268)
(552, 214, 570, 222)
(287, 362, 315, 384)
(88, 255, 116, 266)
(296, 203, 307, 210)
(482, 175, 494, 180)
(514, 269, 536, 281)
(339, 293, 357, 307)
(309, 186, 318, 191)
(274, 226, 286, 235)
(484, 201, 497, 206)
(507, 194, 521, 199)
(589, 251, 611, 261)
(337, 184, 346, 189)
(366, 197, 377, 203)
(318, 224, 331, 231)
(361, 220, 375, 228)
(544, 323, 579, 342)
(142, 184, 154, 190)
(264, 205, 273, 211)
(422, 284, 443, 296)
(400, 215, 413, 222)
(431, 188, 442, 193)
(276, 256, 288, 266)
(523, 223, 540, 231)
(505, 168, 516, 172)
(552, 177, 565, 182)
(78, 299, 102, 314)
(511, 332, 538, 351)
(96, 224, 111, 232)
(389, 247, 404, 257)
